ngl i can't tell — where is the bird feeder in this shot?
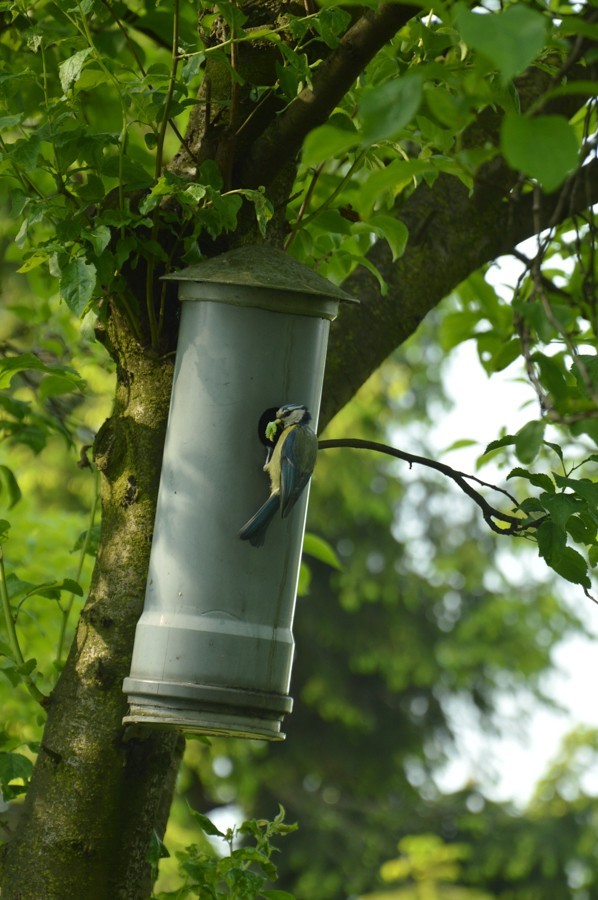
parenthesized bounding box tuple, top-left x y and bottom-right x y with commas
(122, 245, 355, 740)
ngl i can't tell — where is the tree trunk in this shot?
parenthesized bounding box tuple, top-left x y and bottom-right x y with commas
(0, 3, 595, 896)
(0, 308, 184, 899)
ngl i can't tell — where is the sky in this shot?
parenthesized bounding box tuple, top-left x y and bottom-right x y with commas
(430, 331, 598, 807)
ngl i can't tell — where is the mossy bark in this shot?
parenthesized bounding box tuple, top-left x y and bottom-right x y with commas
(0, 309, 184, 899)
(0, 4, 595, 897)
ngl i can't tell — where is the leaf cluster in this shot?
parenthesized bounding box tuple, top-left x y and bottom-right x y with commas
(286, 0, 593, 288)
(153, 806, 296, 900)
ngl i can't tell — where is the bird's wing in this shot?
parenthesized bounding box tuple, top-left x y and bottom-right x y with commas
(280, 426, 318, 518)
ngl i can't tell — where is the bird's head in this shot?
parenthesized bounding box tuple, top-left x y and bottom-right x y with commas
(275, 403, 311, 427)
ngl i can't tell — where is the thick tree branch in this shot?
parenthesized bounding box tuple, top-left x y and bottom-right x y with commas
(318, 438, 529, 534)
(319, 156, 598, 431)
(239, 2, 419, 189)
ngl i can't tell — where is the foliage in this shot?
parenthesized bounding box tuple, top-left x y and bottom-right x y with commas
(439, 210, 598, 592)
(361, 833, 493, 900)
(156, 334, 596, 899)
(151, 806, 296, 900)
(0, 0, 597, 897)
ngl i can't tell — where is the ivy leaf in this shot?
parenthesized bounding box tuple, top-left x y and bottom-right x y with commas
(60, 258, 97, 316)
(501, 114, 579, 193)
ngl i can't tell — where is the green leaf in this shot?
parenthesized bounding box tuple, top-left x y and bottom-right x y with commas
(359, 74, 423, 145)
(0, 466, 21, 509)
(238, 188, 274, 238)
(501, 114, 579, 193)
(438, 310, 482, 351)
(302, 121, 359, 167)
(0, 114, 23, 133)
(476, 434, 516, 468)
(507, 467, 554, 493)
(88, 225, 111, 257)
(425, 85, 471, 130)
(537, 520, 566, 564)
(5, 573, 83, 602)
(189, 809, 225, 838)
(540, 492, 580, 528)
(444, 438, 477, 452)
(0, 353, 83, 390)
(455, 4, 547, 83)
(0, 751, 33, 786)
(553, 475, 598, 507)
(59, 48, 93, 93)
(532, 352, 570, 401)
(519, 497, 547, 515)
(314, 7, 351, 47)
(297, 560, 312, 597)
(571, 355, 598, 398)
(60, 258, 97, 316)
(548, 546, 591, 588)
(514, 420, 545, 465)
(368, 215, 409, 261)
(303, 533, 342, 571)
(0, 520, 10, 543)
(71, 523, 101, 557)
(38, 374, 81, 402)
(566, 515, 596, 545)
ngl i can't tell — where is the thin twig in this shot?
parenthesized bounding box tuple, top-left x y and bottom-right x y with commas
(318, 438, 530, 535)
(0, 547, 46, 704)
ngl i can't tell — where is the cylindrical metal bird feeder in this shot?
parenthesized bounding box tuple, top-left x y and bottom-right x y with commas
(123, 245, 355, 740)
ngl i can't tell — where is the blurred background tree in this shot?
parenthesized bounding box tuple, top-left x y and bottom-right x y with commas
(0, 1, 597, 897)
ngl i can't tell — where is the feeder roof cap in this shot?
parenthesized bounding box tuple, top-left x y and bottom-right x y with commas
(163, 245, 357, 303)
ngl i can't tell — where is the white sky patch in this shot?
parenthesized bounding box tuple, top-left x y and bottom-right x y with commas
(427, 323, 598, 807)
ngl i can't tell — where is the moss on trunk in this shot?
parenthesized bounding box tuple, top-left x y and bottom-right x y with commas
(0, 309, 184, 900)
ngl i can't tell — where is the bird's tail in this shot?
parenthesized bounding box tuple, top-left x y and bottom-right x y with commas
(238, 494, 280, 547)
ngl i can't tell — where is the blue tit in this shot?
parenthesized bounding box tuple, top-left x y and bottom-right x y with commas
(239, 403, 318, 547)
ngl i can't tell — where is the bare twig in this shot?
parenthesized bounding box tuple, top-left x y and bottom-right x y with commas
(318, 438, 531, 535)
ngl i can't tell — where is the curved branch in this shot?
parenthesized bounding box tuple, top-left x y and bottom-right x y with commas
(318, 438, 531, 535)
(319, 155, 598, 430)
(239, 2, 420, 189)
